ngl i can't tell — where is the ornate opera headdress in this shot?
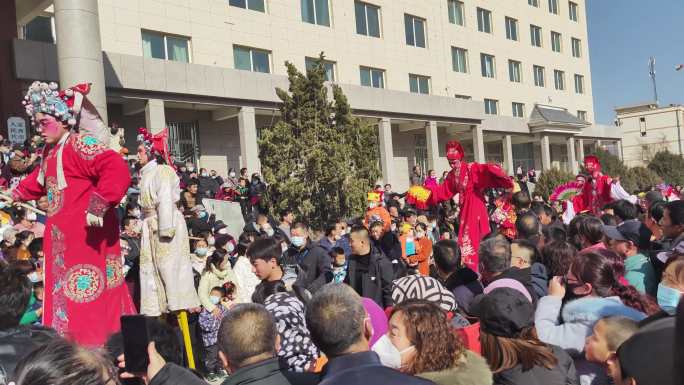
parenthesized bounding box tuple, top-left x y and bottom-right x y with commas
(583, 155, 601, 174)
(446, 140, 465, 161)
(137, 127, 173, 167)
(22, 81, 110, 190)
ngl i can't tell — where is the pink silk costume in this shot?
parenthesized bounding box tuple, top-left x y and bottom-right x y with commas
(428, 161, 513, 272)
(12, 133, 135, 346)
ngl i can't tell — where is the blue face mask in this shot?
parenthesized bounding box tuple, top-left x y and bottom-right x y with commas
(291, 236, 305, 248)
(198, 211, 207, 219)
(657, 282, 682, 315)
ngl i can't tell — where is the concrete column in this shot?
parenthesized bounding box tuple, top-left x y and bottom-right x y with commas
(567, 136, 578, 174)
(426, 121, 440, 171)
(54, 0, 108, 123)
(238, 106, 260, 173)
(378, 118, 395, 186)
(617, 140, 624, 161)
(472, 125, 485, 163)
(503, 134, 514, 175)
(577, 138, 585, 162)
(145, 99, 166, 134)
(540, 135, 551, 170)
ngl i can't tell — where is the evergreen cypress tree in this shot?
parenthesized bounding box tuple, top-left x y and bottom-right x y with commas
(259, 54, 380, 229)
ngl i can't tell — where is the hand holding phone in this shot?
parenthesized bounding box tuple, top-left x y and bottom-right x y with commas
(120, 315, 150, 374)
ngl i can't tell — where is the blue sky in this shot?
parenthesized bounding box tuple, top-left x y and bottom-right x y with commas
(587, 0, 684, 124)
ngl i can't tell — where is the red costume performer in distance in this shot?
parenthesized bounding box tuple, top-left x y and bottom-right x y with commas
(12, 81, 135, 346)
(426, 141, 513, 271)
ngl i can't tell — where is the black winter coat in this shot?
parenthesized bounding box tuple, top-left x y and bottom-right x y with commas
(345, 246, 395, 308)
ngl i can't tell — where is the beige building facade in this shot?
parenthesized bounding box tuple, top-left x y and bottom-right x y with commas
(12, 0, 621, 191)
(617, 103, 684, 167)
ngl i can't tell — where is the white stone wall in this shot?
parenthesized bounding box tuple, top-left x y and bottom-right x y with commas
(96, 0, 594, 122)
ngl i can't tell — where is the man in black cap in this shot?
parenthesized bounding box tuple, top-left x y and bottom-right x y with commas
(604, 220, 657, 296)
(607, 317, 674, 385)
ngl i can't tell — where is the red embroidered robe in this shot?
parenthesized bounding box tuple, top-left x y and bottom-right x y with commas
(428, 162, 513, 271)
(12, 133, 135, 346)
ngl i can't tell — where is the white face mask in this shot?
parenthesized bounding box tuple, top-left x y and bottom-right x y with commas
(207, 237, 215, 246)
(229, 172, 236, 178)
(372, 334, 414, 369)
(209, 295, 221, 305)
(262, 226, 274, 237)
(26, 211, 37, 221)
(27, 271, 40, 283)
(226, 242, 235, 253)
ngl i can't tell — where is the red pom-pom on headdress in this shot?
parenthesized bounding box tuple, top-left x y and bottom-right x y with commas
(137, 127, 173, 168)
(446, 140, 464, 161)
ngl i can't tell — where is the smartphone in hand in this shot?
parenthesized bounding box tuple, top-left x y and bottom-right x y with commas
(120, 315, 150, 373)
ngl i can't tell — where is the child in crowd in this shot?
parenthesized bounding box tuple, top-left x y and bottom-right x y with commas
(584, 316, 639, 381)
(198, 283, 236, 380)
(330, 247, 347, 283)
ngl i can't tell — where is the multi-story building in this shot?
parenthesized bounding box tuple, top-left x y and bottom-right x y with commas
(616, 102, 684, 167)
(3, 0, 621, 190)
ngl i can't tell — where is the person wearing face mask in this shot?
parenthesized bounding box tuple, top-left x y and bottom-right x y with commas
(535, 250, 657, 381)
(191, 239, 211, 276)
(198, 167, 220, 199)
(372, 300, 492, 385)
(364, 192, 391, 233)
(13, 208, 45, 239)
(198, 251, 241, 318)
(283, 222, 331, 293)
(639, 259, 684, 326)
(407, 223, 432, 276)
(248, 173, 267, 216)
(198, 285, 231, 379)
(187, 205, 215, 237)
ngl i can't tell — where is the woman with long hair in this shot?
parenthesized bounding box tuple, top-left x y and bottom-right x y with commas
(198, 250, 240, 316)
(374, 299, 492, 385)
(475, 288, 576, 385)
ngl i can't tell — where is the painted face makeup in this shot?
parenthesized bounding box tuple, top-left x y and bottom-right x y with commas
(37, 114, 66, 144)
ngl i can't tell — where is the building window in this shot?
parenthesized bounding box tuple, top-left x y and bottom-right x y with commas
(571, 38, 582, 58)
(455, 94, 472, 100)
(448, 0, 465, 26)
(355, 1, 380, 37)
(301, 0, 330, 26)
(142, 31, 190, 62)
(505, 17, 518, 41)
(548, 0, 559, 14)
(551, 31, 562, 53)
(409, 74, 430, 94)
(512, 102, 525, 117)
(451, 47, 468, 73)
(360, 66, 385, 88)
(508, 60, 522, 83)
(577, 110, 587, 121)
(477, 8, 492, 33)
(484, 99, 499, 115)
(554, 69, 565, 90)
(529, 0, 539, 6)
(480, 53, 496, 78)
(23, 16, 55, 43)
(569, 1, 579, 21)
(574, 74, 585, 94)
(533, 65, 545, 87)
(233, 45, 270, 73)
(404, 14, 426, 47)
(305, 57, 335, 81)
(530, 25, 542, 47)
(229, 0, 265, 12)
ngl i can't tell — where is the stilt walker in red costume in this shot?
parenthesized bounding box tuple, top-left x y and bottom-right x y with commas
(10, 81, 135, 346)
(561, 155, 636, 223)
(426, 141, 513, 271)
